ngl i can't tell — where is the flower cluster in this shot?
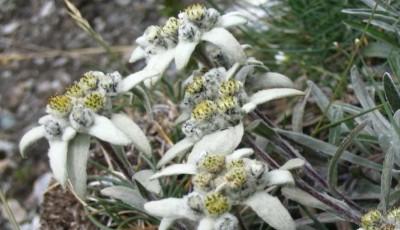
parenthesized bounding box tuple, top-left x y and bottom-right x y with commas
(359, 209, 400, 230)
(125, 4, 247, 89)
(20, 71, 151, 197)
(146, 148, 303, 230)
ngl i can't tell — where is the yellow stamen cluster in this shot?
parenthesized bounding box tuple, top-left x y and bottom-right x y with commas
(204, 192, 230, 216)
(193, 172, 213, 190)
(198, 154, 225, 173)
(48, 95, 72, 116)
(185, 75, 205, 95)
(224, 166, 247, 189)
(219, 79, 241, 96)
(146, 25, 163, 44)
(227, 159, 245, 170)
(79, 72, 98, 90)
(192, 100, 217, 121)
(83, 92, 105, 112)
(361, 210, 383, 230)
(184, 3, 207, 22)
(216, 96, 238, 113)
(65, 83, 85, 97)
(162, 17, 180, 37)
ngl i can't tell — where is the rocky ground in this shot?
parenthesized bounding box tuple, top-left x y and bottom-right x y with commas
(0, 0, 198, 228)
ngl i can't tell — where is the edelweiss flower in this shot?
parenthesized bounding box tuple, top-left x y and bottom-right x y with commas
(124, 4, 248, 89)
(358, 209, 400, 230)
(20, 71, 152, 197)
(157, 65, 304, 167)
(146, 148, 303, 230)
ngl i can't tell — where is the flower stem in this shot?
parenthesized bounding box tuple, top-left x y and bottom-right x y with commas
(99, 140, 135, 180)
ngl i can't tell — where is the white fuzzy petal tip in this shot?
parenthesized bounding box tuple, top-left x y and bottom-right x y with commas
(101, 186, 146, 211)
(227, 148, 254, 161)
(217, 12, 248, 28)
(157, 138, 195, 168)
(243, 88, 304, 113)
(19, 126, 45, 157)
(88, 114, 131, 145)
(263, 169, 294, 186)
(48, 140, 69, 187)
(129, 47, 146, 63)
(174, 41, 198, 71)
(151, 164, 197, 180)
(144, 198, 191, 219)
(111, 114, 152, 156)
(202, 27, 246, 65)
(245, 192, 295, 230)
(187, 123, 244, 164)
(280, 158, 305, 170)
(133, 170, 162, 195)
(118, 69, 160, 93)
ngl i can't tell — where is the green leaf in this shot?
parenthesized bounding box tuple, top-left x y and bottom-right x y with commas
(384, 73, 400, 112)
(380, 146, 395, 213)
(328, 121, 368, 193)
(277, 129, 382, 171)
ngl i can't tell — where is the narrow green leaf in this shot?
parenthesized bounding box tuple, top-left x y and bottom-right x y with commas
(384, 73, 400, 112)
(277, 129, 382, 171)
(380, 146, 395, 213)
(328, 121, 368, 192)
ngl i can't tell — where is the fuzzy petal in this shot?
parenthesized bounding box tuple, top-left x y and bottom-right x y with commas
(263, 169, 294, 186)
(197, 217, 215, 230)
(48, 139, 69, 187)
(281, 186, 331, 211)
(110, 113, 152, 156)
(187, 123, 244, 164)
(101, 186, 146, 211)
(280, 158, 305, 170)
(243, 88, 304, 113)
(143, 49, 175, 88)
(245, 192, 295, 230)
(62, 126, 77, 141)
(118, 69, 160, 93)
(67, 134, 91, 198)
(157, 138, 195, 168)
(88, 114, 131, 145)
(144, 198, 198, 220)
(226, 148, 254, 162)
(247, 72, 294, 92)
(129, 46, 146, 63)
(19, 126, 45, 157)
(133, 170, 162, 195)
(174, 41, 198, 71)
(202, 27, 246, 65)
(217, 12, 248, 28)
(159, 218, 176, 230)
(151, 164, 197, 180)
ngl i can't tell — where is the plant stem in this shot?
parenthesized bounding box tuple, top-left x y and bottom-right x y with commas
(252, 109, 363, 212)
(99, 141, 135, 181)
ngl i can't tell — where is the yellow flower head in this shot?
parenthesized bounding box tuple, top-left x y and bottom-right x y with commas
(204, 192, 230, 216)
(79, 72, 98, 90)
(185, 75, 205, 95)
(65, 83, 85, 98)
(192, 100, 217, 121)
(48, 95, 72, 116)
(184, 3, 207, 22)
(387, 207, 400, 221)
(361, 210, 382, 230)
(198, 154, 225, 174)
(162, 17, 180, 37)
(216, 96, 238, 114)
(227, 159, 245, 169)
(145, 25, 163, 44)
(193, 172, 213, 190)
(219, 79, 241, 96)
(224, 166, 247, 189)
(83, 92, 105, 112)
